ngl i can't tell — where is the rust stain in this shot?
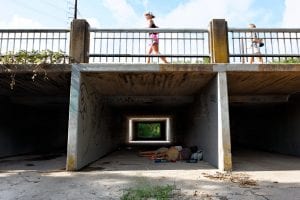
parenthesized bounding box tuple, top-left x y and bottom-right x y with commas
(224, 155, 232, 171)
(160, 64, 214, 72)
(66, 154, 76, 171)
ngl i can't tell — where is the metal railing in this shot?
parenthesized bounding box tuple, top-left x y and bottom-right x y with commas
(0, 29, 70, 63)
(89, 28, 210, 64)
(229, 28, 300, 63)
(1, 26, 300, 65)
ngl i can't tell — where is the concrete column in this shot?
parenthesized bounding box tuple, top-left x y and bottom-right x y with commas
(66, 65, 81, 171)
(217, 72, 232, 171)
(184, 71, 232, 171)
(209, 19, 229, 63)
(69, 19, 90, 63)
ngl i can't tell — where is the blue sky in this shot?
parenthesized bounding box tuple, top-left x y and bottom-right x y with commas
(0, 0, 299, 29)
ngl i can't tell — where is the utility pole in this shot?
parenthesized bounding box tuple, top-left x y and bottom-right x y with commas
(74, 0, 78, 19)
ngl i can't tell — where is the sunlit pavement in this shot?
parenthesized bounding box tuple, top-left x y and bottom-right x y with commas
(1, 150, 300, 200)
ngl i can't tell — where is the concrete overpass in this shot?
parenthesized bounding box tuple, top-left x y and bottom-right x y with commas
(1, 19, 300, 172)
(2, 63, 300, 171)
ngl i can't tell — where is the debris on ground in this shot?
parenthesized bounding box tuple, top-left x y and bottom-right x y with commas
(139, 145, 203, 163)
(202, 172, 258, 187)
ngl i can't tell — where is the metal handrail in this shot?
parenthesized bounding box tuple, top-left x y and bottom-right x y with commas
(0, 29, 70, 63)
(89, 28, 210, 64)
(228, 27, 300, 63)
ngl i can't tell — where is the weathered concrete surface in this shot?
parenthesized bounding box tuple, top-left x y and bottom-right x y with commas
(217, 72, 232, 171)
(67, 66, 117, 170)
(209, 19, 229, 63)
(0, 64, 71, 99)
(1, 150, 300, 200)
(2, 63, 300, 173)
(184, 72, 231, 171)
(69, 19, 90, 63)
(67, 64, 219, 170)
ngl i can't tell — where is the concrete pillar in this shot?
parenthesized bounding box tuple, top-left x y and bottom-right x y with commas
(217, 72, 232, 171)
(209, 19, 229, 63)
(69, 19, 90, 63)
(184, 71, 232, 171)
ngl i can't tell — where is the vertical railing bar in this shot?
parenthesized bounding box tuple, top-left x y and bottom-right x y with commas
(106, 32, 109, 63)
(283, 32, 287, 61)
(296, 32, 300, 54)
(183, 32, 186, 63)
(132, 32, 134, 63)
(51, 32, 54, 52)
(189, 32, 192, 63)
(33, 32, 37, 53)
(6, 33, 9, 54)
(232, 32, 236, 63)
(12, 32, 16, 53)
(170, 32, 173, 63)
(138, 32, 141, 63)
(289, 32, 293, 56)
(119, 31, 122, 62)
(91, 31, 95, 63)
(39, 32, 42, 52)
(25, 32, 28, 52)
(99, 32, 102, 63)
(0, 32, 3, 54)
(65, 32, 68, 63)
(57, 32, 61, 53)
(276, 32, 280, 62)
(45, 32, 48, 51)
(195, 32, 198, 62)
(112, 32, 115, 63)
(125, 32, 128, 63)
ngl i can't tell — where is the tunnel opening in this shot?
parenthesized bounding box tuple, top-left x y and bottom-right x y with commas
(0, 96, 69, 158)
(67, 65, 228, 171)
(0, 67, 71, 159)
(228, 70, 300, 171)
(128, 117, 170, 144)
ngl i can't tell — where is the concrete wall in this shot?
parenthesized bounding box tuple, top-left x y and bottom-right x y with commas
(185, 73, 232, 170)
(185, 75, 219, 167)
(0, 98, 68, 158)
(67, 71, 117, 170)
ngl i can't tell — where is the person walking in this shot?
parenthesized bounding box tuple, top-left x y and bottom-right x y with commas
(145, 12, 168, 64)
(249, 23, 263, 64)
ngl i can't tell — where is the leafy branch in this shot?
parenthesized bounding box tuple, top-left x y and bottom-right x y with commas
(0, 50, 68, 90)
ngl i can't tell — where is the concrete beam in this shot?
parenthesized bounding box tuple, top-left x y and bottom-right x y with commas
(230, 95, 289, 103)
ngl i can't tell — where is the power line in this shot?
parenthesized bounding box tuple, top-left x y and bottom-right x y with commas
(43, 0, 69, 12)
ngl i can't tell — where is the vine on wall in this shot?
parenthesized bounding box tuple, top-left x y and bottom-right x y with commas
(0, 50, 68, 89)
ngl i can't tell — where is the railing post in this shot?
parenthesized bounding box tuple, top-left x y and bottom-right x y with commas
(209, 19, 229, 63)
(69, 19, 90, 63)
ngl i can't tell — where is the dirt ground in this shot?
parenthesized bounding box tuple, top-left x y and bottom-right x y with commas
(1, 149, 300, 200)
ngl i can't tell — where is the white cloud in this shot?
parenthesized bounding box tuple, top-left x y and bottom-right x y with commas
(102, 0, 140, 27)
(141, 0, 149, 10)
(0, 15, 43, 28)
(282, 0, 300, 27)
(158, 0, 255, 28)
(86, 17, 101, 28)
